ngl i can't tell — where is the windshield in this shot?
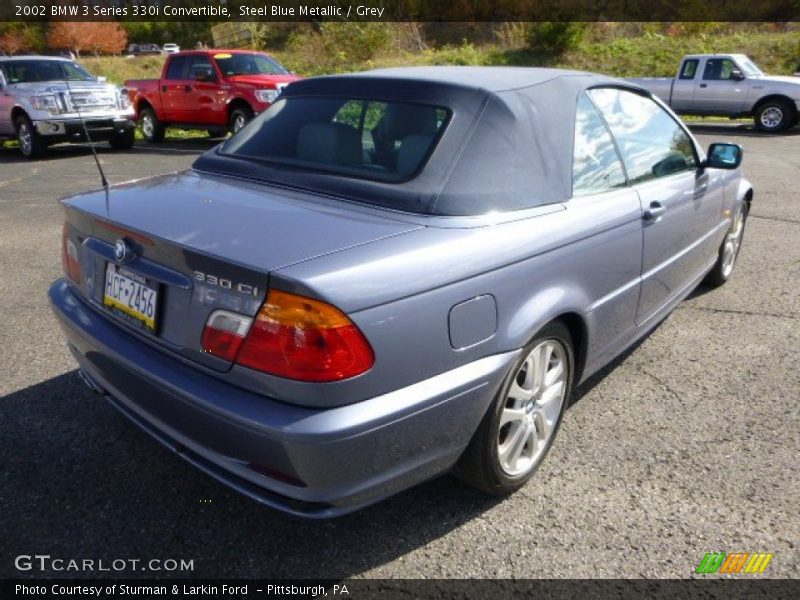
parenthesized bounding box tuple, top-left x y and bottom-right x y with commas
(738, 57, 764, 77)
(220, 96, 450, 183)
(213, 53, 289, 76)
(0, 60, 95, 83)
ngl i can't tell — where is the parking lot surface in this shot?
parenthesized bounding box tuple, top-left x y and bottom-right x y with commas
(1, 126, 798, 579)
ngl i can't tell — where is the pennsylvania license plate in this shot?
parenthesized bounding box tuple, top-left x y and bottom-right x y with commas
(103, 263, 158, 331)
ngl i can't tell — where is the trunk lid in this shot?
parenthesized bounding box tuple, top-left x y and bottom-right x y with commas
(61, 169, 422, 369)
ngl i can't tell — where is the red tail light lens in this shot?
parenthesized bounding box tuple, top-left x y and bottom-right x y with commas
(62, 224, 81, 283)
(201, 310, 253, 361)
(237, 289, 374, 382)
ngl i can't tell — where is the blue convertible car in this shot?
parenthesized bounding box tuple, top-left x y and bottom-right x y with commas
(50, 67, 752, 517)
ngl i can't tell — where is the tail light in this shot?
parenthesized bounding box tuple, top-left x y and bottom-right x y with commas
(203, 289, 374, 382)
(201, 310, 253, 362)
(62, 224, 81, 283)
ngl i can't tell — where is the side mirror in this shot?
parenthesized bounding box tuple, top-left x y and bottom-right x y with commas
(730, 69, 744, 81)
(0, 72, 6, 88)
(97, 76, 107, 83)
(705, 143, 743, 169)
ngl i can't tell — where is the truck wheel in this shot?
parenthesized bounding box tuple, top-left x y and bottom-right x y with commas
(229, 106, 253, 135)
(109, 129, 135, 150)
(15, 115, 47, 158)
(754, 99, 794, 133)
(139, 107, 165, 143)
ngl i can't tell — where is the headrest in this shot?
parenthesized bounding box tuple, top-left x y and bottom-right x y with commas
(296, 123, 361, 166)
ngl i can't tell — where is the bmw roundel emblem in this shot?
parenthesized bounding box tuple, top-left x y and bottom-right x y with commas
(114, 238, 135, 264)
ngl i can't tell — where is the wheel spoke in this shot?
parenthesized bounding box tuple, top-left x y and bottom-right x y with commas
(499, 406, 527, 428)
(544, 358, 564, 387)
(531, 344, 550, 395)
(533, 410, 551, 443)
(538, 385, 565, 425)
(499, 422, 527, 464)
(500, 421, 534, 471)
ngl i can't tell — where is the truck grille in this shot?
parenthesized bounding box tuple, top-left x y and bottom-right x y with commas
(66, 90, 117, 113)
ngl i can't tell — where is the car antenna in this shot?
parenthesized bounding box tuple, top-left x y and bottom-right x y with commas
(60, 61, 109, 189)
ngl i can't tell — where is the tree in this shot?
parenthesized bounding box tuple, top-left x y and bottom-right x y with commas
(48, 22, 128, 57)
(0, 24, 45, 55)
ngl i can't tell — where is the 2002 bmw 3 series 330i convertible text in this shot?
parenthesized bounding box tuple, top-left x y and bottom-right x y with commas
(50, 67, 753, 517)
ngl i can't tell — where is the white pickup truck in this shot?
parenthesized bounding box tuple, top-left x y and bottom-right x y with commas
(630, 54, 800, 132)
(0, 55, 135, 158)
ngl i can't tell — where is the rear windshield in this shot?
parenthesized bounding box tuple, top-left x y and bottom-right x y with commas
(220, 96, 450, 182)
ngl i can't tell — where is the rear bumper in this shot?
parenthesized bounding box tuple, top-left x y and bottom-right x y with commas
(49, 279, 515, 517)
(34, 117, 135, 142)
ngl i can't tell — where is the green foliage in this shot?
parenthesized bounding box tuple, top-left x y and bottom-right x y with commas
(318, 23, 393, 63)
(525, 22, 588, 57)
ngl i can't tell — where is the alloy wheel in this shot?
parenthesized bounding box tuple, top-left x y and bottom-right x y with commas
(497, 339, 568, 476)
(721, 208, 745, 279)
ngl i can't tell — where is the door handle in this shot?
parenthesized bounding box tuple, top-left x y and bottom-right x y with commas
(184, 85, 192, 92)
(161, 85, 168, 92)
(699, 83, 707, 88)
(643, 201, 666, 221)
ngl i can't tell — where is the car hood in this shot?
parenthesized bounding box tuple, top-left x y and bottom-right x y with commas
(61, 170, 423, 273)
(225, 74, 302, 88)
(759, 75, 800, 84)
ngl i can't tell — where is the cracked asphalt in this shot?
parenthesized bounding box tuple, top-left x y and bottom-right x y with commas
(1, 125, 798, 580)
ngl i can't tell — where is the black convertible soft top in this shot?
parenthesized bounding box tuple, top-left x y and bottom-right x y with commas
(193, 66, 638, 216)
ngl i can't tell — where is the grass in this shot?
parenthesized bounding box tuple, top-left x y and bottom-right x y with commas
(81, 30, 799, 85)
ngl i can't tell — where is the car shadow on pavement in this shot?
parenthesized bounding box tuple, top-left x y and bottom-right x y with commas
(569, 316, 669, 409)
(1, 370, 502, 579)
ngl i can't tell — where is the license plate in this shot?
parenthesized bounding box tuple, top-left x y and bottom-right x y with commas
(103, 263, 158, 331)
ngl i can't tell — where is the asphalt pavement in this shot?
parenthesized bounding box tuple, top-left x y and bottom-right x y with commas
(1, 125, 798, 579)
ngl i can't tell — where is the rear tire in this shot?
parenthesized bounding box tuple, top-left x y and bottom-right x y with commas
(109, 128, 135, 150)
(229, 105, 254, 135)
(16, 114, 47, 158)
(754, 99, 794, 133)
(704, 202, 748, 287)
(455, 321, 574, 495)
(139, 107, 165, 143)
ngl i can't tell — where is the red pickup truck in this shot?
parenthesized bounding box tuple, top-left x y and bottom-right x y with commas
(124, 50, 300, 141)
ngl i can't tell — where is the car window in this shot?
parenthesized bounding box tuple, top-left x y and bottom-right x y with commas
(703, 58, 738, 81)
(186, 55, 214, 80)
(221, 97, 450, 182)
(679, 59, 699, 80)
(572, 93, 627, 196)
(588, 88, 697, 184)
(165, 56, 187, 80)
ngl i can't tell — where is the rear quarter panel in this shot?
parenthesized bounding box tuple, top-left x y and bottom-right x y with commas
(124, 79, 163, 118)
(258, 188, 644, 408)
